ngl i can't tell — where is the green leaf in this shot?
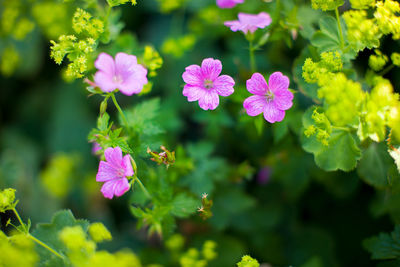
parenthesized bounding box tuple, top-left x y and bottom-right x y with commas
(364, 225, 400, 260)
(301, 107, 361, 171)
(311, 16, 340, 52)
(125, 98, 164, 136)
(32, 210, 89, 266)
(357, 143, 394, 189)
(97, 112, 110, 131)
(170, 193, 199, 218)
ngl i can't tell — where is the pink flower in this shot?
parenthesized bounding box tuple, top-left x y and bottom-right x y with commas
(91, 142, 102, 155)
(224, 12, 272, 34)
(94, 52, 148, 96)
(96, 147, 133, 199)
(216, 0, 244, 8)
(243, 72, 293, 123)
(182, 58, 235, 110)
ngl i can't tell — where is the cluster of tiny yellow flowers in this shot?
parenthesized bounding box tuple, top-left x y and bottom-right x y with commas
(302, 51, 342, 85)
(343, 10, 381, 51)
(106, 0, 137, 7)
(179, 240, 217, 267)
(359, 77, 398, 142)
(350, 0, 375, 9)
(391, 52, 400, 67)
(50, 8, 103, 79)
(369, 50, 388, 71)
(0, 0, 35, 40)
(143, 46, 163, 77)
(0, 188, 17, 213)
(375, 0, 400, 39)
(59, 224, 142, 267)
(304, 109, 332, 146)
(32, 2, 71, 39)
(0, 46, 20, 76)
(162, 35, 196, 58)
(236, 255, 260, 267)
(0, 233, 38, 267)
(311, 0, 344, 11)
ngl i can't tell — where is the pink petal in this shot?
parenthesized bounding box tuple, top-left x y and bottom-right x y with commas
(122, 155, 134, 177)
(113, 178, 130, 197)
(214, 75, 235, 96)
(198, 90, 220, 110)
(94, 71, 118, 93)
(274, 90, 294, 110)
(100, 180, 117, 199)
(182, 64, 203, 86)
(183, 85, 206, 102)
(246, 73, 268, 95)
(201, 58, 222, 81)
(216, 0, 243, 8)
(95, 53, 115, 75)
(119, 64, 148, 95)
(104, 147, 123, 167)
(238, 12, 272, 30)
(243, 95, 266, 116)
(96, 161, 120, 182)
(268, 72, 290, 93)
(263, 102, 285, 123)
(224, 20, 242, 32)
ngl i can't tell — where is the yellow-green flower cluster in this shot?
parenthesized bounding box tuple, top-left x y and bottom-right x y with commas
(59, 225, 142, 267)
(73, 8, 104, 39)
(304, 109, 332, 146)
(311, 0, 344, 11)
(343, 10, 381, 51)
(368, 50, 388, 71)
(302, 51, 342, 85)
(0, 233, 38, 267)
(391, 52, 400, 67)
(50, 8, 103, 79)
(32, 2, 70, 39)
(237, 255, 260, 267)
(318, 73, 364, 126)
(88, 223, 112, 243)
(156, 0, 186, 13)
(350, 0, 375, 9)
(162, 35, 196, 58)
(40, 153, 78, 198)
(389, 106, 400, 143)
(179, 241, 217, 267)
(0, 188, 17, 213)
(359, 77, 398, 141)
(143, 46, 163, 77)
(0, 45, 20, 77)
(0, 0, 35, 40)
(375, 0, 400, 39)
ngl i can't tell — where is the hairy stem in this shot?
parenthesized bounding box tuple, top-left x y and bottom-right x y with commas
(110, 93, 129, 127)
(379, 64, 394, 76)
(249, 38, 256, 73)
(135, 176, 152, 199)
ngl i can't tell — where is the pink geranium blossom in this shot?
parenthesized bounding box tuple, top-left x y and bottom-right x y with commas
(182, 58, 235, 110)
(224, 12, 272, 34)
(94, 52, 148, 96)
(216, 0, 244, 8)
(96, 147, 133, 199)
(243, 72, 293, 123)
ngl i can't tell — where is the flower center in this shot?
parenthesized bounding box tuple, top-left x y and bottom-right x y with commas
(112, 74, 123, 84)
(265, 90, 274, 102)
(117, 168, 125, 178)
(203, 79, 214, 90)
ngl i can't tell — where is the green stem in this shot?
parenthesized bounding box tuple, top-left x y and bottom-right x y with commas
(12, 208, 26, 233)
(27, 234, 64, 260)
(335, 8, 345, 50)
(110, 93, 129, 127)
(249, 38, 256, 73)
(379, 64, 394, 76)
(135, 176, 152, 199)
(12, 208, 64, 260)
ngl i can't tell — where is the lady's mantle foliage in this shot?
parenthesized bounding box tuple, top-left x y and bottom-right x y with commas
(216, 0, 244, 9)
(96, 147, 133, 199)
(244, 72, 293, 123)
(182, 58, 235, 111)
(94, 52, 148, 95)
(224, 12, 272, 34)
